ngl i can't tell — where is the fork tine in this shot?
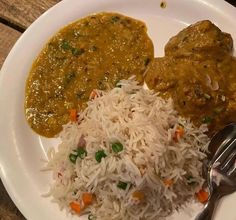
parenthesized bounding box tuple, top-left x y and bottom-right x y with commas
(228, 166, 236, 177)
(221, 150, 236, 172)
(214, 138, 236, 166)
(212, 138, 233, 161)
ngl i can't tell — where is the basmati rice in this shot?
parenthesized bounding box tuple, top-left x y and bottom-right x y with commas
(45, 78, 209, 220)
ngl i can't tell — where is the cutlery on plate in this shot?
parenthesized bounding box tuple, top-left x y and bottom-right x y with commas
(196, 123, 236, 220)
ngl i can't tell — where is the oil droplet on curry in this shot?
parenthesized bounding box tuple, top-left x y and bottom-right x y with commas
(25, 12, 154, 137)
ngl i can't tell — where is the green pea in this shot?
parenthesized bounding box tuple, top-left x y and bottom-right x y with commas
(111, 142, 123, 153)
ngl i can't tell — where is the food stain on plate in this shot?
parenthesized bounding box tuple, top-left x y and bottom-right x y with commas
(160, 1, 167, 9)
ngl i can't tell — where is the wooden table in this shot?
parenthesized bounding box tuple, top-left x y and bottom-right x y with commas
(0, 2, 60, 219)
(0, 0, 235, 219)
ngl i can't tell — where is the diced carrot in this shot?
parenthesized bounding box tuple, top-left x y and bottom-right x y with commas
(173, 126, 185, 142)
(82, 192, 93, 206)
(69, 109, 77, 122)
(132, 190, 145, 201)
(196, 189, 209, 203)
(89, 90, 98, 100)
(163, 179, 174, 187)
(70, 201, 82, 214)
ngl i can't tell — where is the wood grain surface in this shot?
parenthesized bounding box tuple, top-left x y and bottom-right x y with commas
(0, 180, 25, 220)
(0, 0, 235, 31)
(0, 23, 21, 67)
(0, 0, 60, 29)
(0, 23, 24, 220)
(0, 3, 60, 220)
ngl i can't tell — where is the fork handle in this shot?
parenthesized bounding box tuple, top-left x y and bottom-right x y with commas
(195, 192, 220, 220)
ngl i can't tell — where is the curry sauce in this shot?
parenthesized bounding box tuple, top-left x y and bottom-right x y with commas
(25, 12, 154, 137)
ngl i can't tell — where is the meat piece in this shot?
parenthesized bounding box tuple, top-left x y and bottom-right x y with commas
(165, 20, 233, 59)
(145, 20, 236, 135)
(144, 56, 236, 136)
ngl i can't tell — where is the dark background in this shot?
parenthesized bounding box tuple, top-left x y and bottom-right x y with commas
(226, 0, 236, 6)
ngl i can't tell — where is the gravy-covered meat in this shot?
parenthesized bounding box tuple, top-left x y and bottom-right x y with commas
(165, 20, 233, 59)
(145, 20, 236, 135)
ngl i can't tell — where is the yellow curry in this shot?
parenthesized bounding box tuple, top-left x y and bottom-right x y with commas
(25, 12, 154, 137)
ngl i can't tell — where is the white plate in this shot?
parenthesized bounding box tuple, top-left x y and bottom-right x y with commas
(0, 0, 236, 219)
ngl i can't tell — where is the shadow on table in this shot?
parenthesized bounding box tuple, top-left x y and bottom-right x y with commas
(0, 180, 25, 220)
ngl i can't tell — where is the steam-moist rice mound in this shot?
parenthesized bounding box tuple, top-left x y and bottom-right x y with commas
(45, 78, 209, 220)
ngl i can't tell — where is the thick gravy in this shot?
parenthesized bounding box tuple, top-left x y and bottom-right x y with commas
(25, 12, 154, 137)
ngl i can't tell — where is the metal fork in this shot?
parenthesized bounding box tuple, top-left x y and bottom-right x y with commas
(196, 129, 236, 220)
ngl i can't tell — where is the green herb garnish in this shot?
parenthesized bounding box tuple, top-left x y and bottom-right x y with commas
(61, 40, 71, 50)
(117, 181, 128, 190)
(61, 39, 84, 56)
(95, 150, 107, 163)
(72, 48, 85, 56)
(111, 16, 120, 23)
(201, 116, 213, 124)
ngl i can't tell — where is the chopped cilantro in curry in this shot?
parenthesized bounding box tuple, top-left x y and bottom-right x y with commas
(25, 12, 154, 137)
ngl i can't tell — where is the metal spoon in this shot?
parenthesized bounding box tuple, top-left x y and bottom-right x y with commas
(196, 123, 236, 220)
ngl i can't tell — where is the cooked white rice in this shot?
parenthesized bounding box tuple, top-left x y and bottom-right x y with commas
(45, 78, 209, 220)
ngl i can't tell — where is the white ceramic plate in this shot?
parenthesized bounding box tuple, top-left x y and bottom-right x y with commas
(0, 0, 236, 219)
